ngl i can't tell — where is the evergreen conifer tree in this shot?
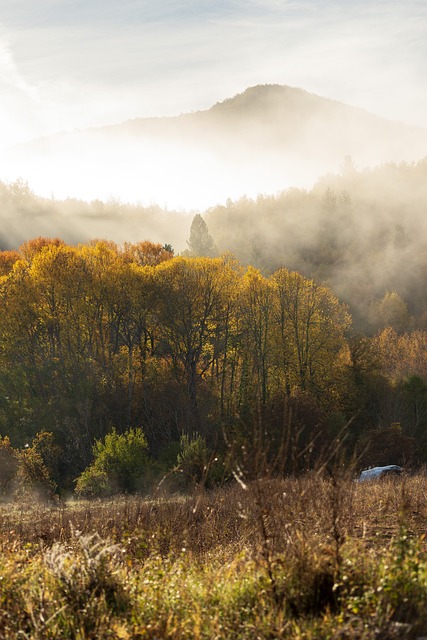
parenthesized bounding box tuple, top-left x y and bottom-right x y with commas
(187, 214, 215, 256)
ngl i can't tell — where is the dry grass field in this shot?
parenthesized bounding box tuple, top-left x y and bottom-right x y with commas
(1, 473, 427, 638)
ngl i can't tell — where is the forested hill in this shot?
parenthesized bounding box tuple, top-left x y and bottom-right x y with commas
(83, 83, 427, 164)
(4, 84, 427, 209)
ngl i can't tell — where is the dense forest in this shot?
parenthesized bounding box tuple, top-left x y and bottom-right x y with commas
(0, 219, 427, 497)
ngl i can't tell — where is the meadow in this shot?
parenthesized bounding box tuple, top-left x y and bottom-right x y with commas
(1, 473, 427, 639)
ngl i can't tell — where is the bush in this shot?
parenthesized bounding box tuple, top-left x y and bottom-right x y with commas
(177, 433, 209, 488)
(75, 427, 150, 498)
(0, 436, 18, 498)
(74, 468, 111, 499)
(176, 432, 223, 488)
(30, 431, 63, 486)
(16, 447, 57, 502)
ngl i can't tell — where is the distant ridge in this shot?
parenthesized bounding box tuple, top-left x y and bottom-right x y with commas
(103, 83, 425, 137)
(4, 84, 427, 209)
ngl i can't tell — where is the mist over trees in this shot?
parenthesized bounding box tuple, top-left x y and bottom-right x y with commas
(3, 157, 427, 337)
(205, 157, 427, 334)
(0, 179, 191, 253)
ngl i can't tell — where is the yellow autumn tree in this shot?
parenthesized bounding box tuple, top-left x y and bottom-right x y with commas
(153, 256, 239, 429)
(238, 266, 275, 406)
(271, 268, 351, 397)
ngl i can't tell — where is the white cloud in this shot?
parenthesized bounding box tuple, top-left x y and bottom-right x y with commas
(0, 33, 38, 97)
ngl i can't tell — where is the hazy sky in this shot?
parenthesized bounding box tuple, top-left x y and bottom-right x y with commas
(1, 0, 427, 151)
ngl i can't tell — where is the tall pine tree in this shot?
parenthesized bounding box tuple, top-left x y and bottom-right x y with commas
(186, 214, 216, 257)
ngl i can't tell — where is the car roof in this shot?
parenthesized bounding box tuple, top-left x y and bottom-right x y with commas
(359, 465, 403, 481)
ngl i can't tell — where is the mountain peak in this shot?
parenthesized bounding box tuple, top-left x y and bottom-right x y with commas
(211, 83, 312, 112)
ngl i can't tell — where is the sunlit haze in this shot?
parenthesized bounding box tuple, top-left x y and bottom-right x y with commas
(1, 0, 427, 209)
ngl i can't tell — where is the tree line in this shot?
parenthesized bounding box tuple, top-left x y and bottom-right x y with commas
(3, 158, 427, 338)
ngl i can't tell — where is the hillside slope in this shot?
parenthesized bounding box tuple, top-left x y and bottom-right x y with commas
(4, 84, 427, 209)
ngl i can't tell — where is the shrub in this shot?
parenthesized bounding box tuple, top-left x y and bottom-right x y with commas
(30, 431, 63, 486)
(74, 468, 111, 499)
(16, 447, 57, 502)
(176, 432, 223, 488)
(75, 427, 150, 497)
(0, 436, 19, 498)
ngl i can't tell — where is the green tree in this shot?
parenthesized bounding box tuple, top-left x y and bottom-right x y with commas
(29, 431, 64, 488)
(186, 214, 216, 257)
(75, 427, 150, 497)
(239, 267, 274, 406)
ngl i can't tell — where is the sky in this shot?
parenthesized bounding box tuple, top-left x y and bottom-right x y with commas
(1, 0, 427, 206)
